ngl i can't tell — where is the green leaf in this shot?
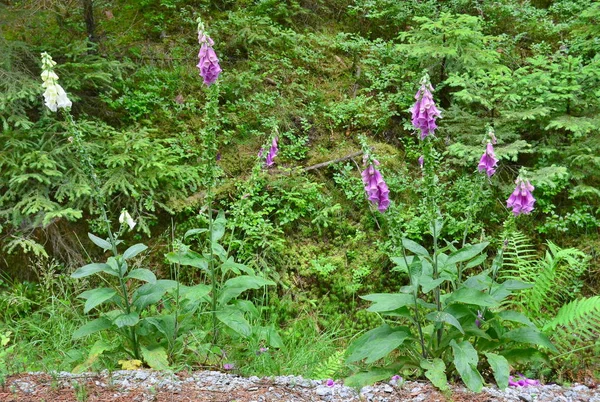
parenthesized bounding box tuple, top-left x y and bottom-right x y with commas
(502, 328, 558, 352)
(78, 288, 117, 314)
(144, 316, 176, 341)
(125, 269, 157, 283)
(179, 284, 211, 302)
(73, 339, 115, 374)
(140, 345, 170, 370)
(267, 325, 284, 348)
(420, 277, 446, 293)
(425, 311, 464, 334)
(499, 279, 533, 291)
(165, 250, 208, 271)
(344, 368, 396, 389)
(402, 238, 430, 258)
(184, 228, 208, 238)
(346, 324, 411, 364)
(390, 255, 415, 273)
(361, 293, 414, 312)
(218, 276, 275, 305)
(216, 306, 252, 337)
(88, 233, 112, 251)
(446, 287, 498, 307)
(132, 280, 177, 311)
(420, 359, 449, 391)
(212, 210, 227, 243)
(72, 317, 112, 339)
(114, 312, 140, 328)
(484, 352, 509, 389)
(123, 243, 148, 260)
(501, 348, 549, 366)
(71, 263, 113, 278)
(446, 242, 489, 266)
(450, 339, 483, 392)
(497, 311, 534, 327)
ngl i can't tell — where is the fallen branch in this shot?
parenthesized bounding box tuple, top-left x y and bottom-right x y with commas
(303, 149, 369, 172)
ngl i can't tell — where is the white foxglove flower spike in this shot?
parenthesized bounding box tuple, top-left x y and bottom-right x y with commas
(119, 210, 136, 230)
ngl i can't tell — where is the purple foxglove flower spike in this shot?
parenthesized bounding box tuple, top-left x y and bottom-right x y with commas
(265, 136, 278, 167)
(475, 310, 483, 328)
(507, 178, 536, 216)
(418, 155, 424, 169)
(478, 142, 498, 177)
(197, 30, 221, 86)
(361, 159, 390, 212)
(411, 80, 441, 140)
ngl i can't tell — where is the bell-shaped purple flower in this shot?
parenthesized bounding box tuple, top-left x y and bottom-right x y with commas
(411, 83, 441, 140)
(197, 33, 221, 86)
(361, 160, 390, 212)
(265, 137, 278, 167)
(507, 178, 536, 216)
(478, 142, 498, 177)
(418, 155, 424, 169)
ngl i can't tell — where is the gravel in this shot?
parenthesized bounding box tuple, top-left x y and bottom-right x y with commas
(1, 370, 599, 402)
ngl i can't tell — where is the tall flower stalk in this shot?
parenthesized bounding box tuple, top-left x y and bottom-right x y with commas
(41, 52, 141, 359)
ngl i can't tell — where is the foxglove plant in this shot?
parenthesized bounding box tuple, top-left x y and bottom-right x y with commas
(196, 18, 221, 86)
(40, 52, 72, 112)
(361, 160, 390, 212)
(265, 136, 278, 167)
(507, 178, 536, 216)
(478, 143, 498, 177)
(411, 73, 441, 140)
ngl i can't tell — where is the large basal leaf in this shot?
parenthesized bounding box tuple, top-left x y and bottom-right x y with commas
(140, 345, 170, 370)
(72, 317, 113, 339)
(144, 315, 176, 341)
(484, 352, 509, 389)
(402, 238, 430, 258)
(71, 263, 114, 278)
(446, 287, 498, 307)
(218, 276, 275, 305)
(425, 311, 464, 334)
(502, 327, 558, 352)
(420, 358, 449, 391)
(132, 280, 177, 311)
(78, 288, 117, 314)
(123, 243, 148, 260)
(344, 368, 396, 389)
(165, 250, 208, 271)
(88, 232, 112, 251)
(216, 306, 252, 338)
(346, 324, 411, 364)
(125, 268, 157, 283)
(114, 312, 140, 328)
(361, 293, 414, 312)
(73, 339, 115, 374)
(446, 242, 489, 266)
(450, 339, 483, 393)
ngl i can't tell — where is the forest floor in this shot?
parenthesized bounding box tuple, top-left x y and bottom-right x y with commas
(2, 370, 599, 402)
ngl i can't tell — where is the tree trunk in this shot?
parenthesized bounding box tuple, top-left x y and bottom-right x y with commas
(82, 0, 96, 44)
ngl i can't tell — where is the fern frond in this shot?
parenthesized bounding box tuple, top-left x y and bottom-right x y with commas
(312, 350, 345, 380)
(543, 296, 600, 355)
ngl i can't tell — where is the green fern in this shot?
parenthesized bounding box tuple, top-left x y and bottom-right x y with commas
(542, 296, 600, 356)
(311, 350, 345, 380)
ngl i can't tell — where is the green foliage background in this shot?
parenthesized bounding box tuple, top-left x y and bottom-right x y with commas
(0, 0, 599, 382)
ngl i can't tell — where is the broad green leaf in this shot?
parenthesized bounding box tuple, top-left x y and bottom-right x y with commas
(140, 345, 170, 370)
(502, 328, 557, 352)
(465, 254, 487, 269)
(132, 280, 177, 311)
(179, 284, 211, 302)
(497, 311, 534, 327)
(216, 306, 252, 337)
(123, 243, 148, 260)
(211, 210, 227, 243)
(78, 288, 117, 313)
(267, 325, 284, 348)
(361, 293, 413, 312)
(218, 276, 275, 305)
(500, 279, 533, 291)
(430, 219, 443, 237)
(450, 339, 483, 392)
(402, 238, 430, 258)
(501, 348, 549, 366)
(446, 287, 498, 307)
(114, 312, 140, 328)
(484, 352, 509, 389)
(184, 228, 208, 238)
(72, 317, 112, 339)
(144, 316, 176, 341)
(88, 233, 112, 251)
(446, 242, 489, 266)
(73, 339, 115, 373)
(425, 311, 464, 334)
(211, 242, 227, 261)
(344, 368, 396, 389)
(125, 268, 157, 283)
(420, 359, 449, 391)
(221, 257, 253, 275)
(390, 255, 415, 273)
(346, 324, 411, 364)
(165, 250, 208, 271)
(71, 263, 113, 278)
(420, 277, 446, 293)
